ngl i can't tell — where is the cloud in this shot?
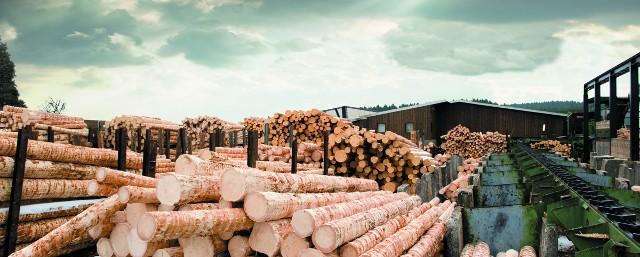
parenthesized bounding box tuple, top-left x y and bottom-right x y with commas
(159, 26, 268, 67)
(384, 19, 562, 75)
(0, 23, 17, 42)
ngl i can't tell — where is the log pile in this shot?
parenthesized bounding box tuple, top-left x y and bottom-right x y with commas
(441, 125, 507, 159)
(0, 106, 89, 145)
(243, 117, 267, 141)
(267, 109, 352, 147)
(103, 115, 180, 156)
(328, 127, 445, 188)
(496, 246, 537, 257)
(530, 140, 571, 157)
(617, 128, 630, 140)
(183, 115, 244, 150)
(457, 158, 481, 177)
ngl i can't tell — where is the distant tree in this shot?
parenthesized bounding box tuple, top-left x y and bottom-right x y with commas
(0, 37, 26, 108)
(507, 101, 581, 114)
(469, 98, 498, 105)
(41, 97, 66, 114)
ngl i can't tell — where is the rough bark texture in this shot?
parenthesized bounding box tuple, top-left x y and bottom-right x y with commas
(244, 191, 390, 222)
(153, 247, 183, 257)
(220, 168, 378, 202)
(0, 179, 90, 201)
(519, 246, 536, 257)
(461, 244, 476, 257)
(178, 203, 219, 211)
(298, 248, 339, 257)
(88, 180, 119, 196)
(472, 242, 490, 257)
(10, 195, 125, 257)
(291, 193, 407, 238)
(229, 236, 253, 257)
(118, 186, 159, 204)
(359, 201, 451, 257)
(97, 168, 157, 188)
(156, 174, 220, 205)
(137, 208, 254, 241)
(0, 199, 96, 225)
(340, 199, 440, 257)
(0, 136, 145, 169)
(175, 154, 229, 177)
(248, 219, 293, 257)
(0, 217, 71, 245)
(401, 222, 447, 257)
(0, 157, 98, 179)
(313, 196, 422, 253)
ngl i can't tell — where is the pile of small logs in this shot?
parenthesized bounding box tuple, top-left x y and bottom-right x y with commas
(215, 143, 322, 165)
(0, 136, 175, 256)
(329, 126, 445, 189)
(0, 106, 89, 145)
(183, 116, 244, 150)
(103, 116, 180, 154)
(617, 128, 630, 140)
(457, 158, 481, 177)
(242, 117, 267, 141)
(441, 125, 507, 159)
(530, 140, 571, 157)
(267, 109, 352, 147)
(461, 243, 537, 257)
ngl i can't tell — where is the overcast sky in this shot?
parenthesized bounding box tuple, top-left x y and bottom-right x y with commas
(1, 0, 639, 122)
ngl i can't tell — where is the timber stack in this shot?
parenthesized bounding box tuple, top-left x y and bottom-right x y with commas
(242, 117, 267, 141)
(183, 116, 244, 150)
(530, 140, 571, 157)
(267, 109, 352, 147)
(0, 106, 89, 145)
(329, 126, 447, 190)
(103, 116, 180, 157)
(441, 125, 507, 159)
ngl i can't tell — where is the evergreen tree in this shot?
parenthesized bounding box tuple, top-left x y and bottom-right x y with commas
(0, 37, 26, 108)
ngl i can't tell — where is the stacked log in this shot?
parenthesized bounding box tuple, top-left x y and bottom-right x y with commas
(441, 125, 507, 159)
(103, 115, 180, 155)
(496, 246, 536, 257)
(530, 140, 571, 157)
(267, 109, 352, 147)
(0, 106, 89, 145)
(618, 128, 630, 140)
(457, 158, 481, 177)
(183, 115, 244, 149)
(243, 117, 267, 141)
(462, 241, 491, 257)
(329, 127, 443, 188)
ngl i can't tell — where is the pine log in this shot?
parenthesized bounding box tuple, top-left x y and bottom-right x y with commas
(9, 195, 125, 257)
(281, 232, 310, 257)
(519, 246, 536, 257)
(175, 154, 227, 177)
(340, 198, 440, 257)
(118, 186, 159, 204)
(126, 203, 158, 227)
(461, 244, 476, 257)
(0, 217, 70, 245)
(229, 235, 253, 257)
(156, 174, 220, 205)
(111, 223, 132, 257)
(88, 180, 119, 196)
(0, 179, 90, 201)
(220, 168, 378, 202)
(401, 222, 447, 257)
(0, 199, 98, 225)
(178, 203, 219, 211)
(291, 193, 407, 238)
(249, 219, 292, 257)
(111, 211, 126, 223)
(129, 228, 169, 257)
(88, 222, 114, 239)
(153, 247, 183, 257)
(0, 157, 98, 179)
(313, 195, 422, 252)
(97, 168, 157, 188)
(137, 208, 254, 241)
(244, 191, 390, 222)
(472, 242, 490, 257)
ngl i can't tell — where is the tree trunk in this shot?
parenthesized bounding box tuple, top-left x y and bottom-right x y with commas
(97, 168, 157, 188)
(178, 203, 219, 211)
(128, 227, 169, 257)
(0, 217, 70, 245)
(118, 186, 158, 204)
(137, 208, 253, 241)
(249, 219, 293, 257)
(0, 157, 98, 179)
(156, 174, 220, 206)
(88, 180, 119, 196)
(313, 196, 422, 252)
(340, 199, 440, 257)
(9, 195, 126, 257)
(229, 235, 253, 257)
(0, 199, 97, 225)
(175, 154, 230, 177)
(244, 191, 390, 222)
(220, 168, 378, 202)
(110, 223, 131, 257)
(126, 203, 157, 227)
(291, 193, 407, 238)
(281, 232, 310, 257)
(0, 179, 90, 201)
(400, 222, 447, 257)
(472, 242, 490, 257)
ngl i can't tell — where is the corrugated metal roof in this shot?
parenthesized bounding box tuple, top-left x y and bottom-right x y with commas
(353, 100, 567, 120)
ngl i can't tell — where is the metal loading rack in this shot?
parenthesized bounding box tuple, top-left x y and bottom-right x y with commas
(514, 144, 640, 256)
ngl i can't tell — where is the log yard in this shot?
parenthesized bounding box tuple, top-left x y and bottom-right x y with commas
(0, 1, 639, 257)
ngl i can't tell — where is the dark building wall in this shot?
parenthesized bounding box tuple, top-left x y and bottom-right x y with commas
(353, 102, 566, 140)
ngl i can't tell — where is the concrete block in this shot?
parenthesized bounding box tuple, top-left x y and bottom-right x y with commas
(601, 158, 625, 177)
(415, 174, 434, 203)
(458, 187, 474, 208)
(593, 155, 614, 170)
(539, 217, 558, 257)
(445, 207, 463, 257)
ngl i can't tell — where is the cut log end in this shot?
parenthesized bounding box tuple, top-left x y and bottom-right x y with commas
(97, 238, 114, 257)
(312, 225, 337, 253)
(128, 228, 149, 257)
(157, 175, 181, 205)
(117, 187, 130, 203)
(243, 192, 269, 222)
(110, 223, 131, 257)
(281, 232, 310, 257)
(291, 211, 314, 238)
(220, 169, 247, 202)
(229, 236, 252, 257)
(137, 213, 157, 241)
(249, 222, 281, 257)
